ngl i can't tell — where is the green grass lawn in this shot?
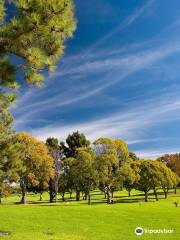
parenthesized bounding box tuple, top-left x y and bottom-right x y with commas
(0, 189, 179, 240)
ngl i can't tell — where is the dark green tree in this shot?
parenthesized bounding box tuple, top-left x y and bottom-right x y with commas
(68, 147, 98, 204)
(129, 152, 139, 161)
(61, 131, 90, 158)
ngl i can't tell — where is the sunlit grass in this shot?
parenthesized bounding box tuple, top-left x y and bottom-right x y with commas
(0, 189, 179, 240)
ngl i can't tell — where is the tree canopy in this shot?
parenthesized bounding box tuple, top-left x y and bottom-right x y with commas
(0, 0, 76, 87)
(158, 154, 180, 177)
(14, 132, 54, 204)
(61, 131, 90, 158)
(0, 0, 76, 125)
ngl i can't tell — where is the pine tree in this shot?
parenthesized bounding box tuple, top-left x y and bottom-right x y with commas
(0, 0, 76, 110)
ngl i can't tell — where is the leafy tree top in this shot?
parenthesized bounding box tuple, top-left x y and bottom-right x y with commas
(0, 0, 76, 88)
(93, 137, 129, 164)
(61, 131, 90, 158)
(14, 132, 54, 185)
(157, 153, 180, 177)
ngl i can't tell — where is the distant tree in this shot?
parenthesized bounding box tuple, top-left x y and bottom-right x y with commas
(120, 160, 140, 197)
(134, 160, 178, 202)
(63, 157, 75, 199)
(69, 147, 98, 204)
(135, 160, 162, 202)
(94, 138, 129, 166)
(61, 131, 90, 158)
(38, 154, 55, 201)
(114, 139, 129, 165)
(158, 162, 179, 198)
(94, 138, 124, 203)
(129, 152, 139, 161)
(14, 132, 54, 204)
(158, 154, 180, 178)
(58, 173, 68, 202)
(46, 137, 63, 203)
(147, 161, 163, 201)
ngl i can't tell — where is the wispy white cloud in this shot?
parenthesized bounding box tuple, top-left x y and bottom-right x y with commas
(127, 137, 170, 145)
(29, 95, 180, 145)
(81, 0, 155, 57)
(135, 148, 180, 159)
(13, 39, 180, 127)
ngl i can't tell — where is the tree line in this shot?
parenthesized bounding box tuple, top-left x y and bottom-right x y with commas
(0, 126, 179, 204)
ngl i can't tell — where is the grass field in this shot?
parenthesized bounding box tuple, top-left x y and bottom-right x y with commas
(0, 189, 179, 240)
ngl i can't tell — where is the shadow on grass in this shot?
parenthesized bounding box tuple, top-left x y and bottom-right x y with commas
(2, 189, 179, 206)
(40, 204, 79, 207)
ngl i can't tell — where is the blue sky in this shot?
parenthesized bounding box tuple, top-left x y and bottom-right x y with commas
(11, 0, 180, 159)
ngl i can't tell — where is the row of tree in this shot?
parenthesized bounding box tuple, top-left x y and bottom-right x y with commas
(0, 123, 179, 204)
(46, 134, 179, 204)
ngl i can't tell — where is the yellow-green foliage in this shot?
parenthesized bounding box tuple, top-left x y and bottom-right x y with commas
(0, 0, 76, 86)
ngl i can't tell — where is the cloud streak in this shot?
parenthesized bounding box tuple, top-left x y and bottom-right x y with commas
(81, 0, 155, 57)
(30, 94, 180, 143)
(135, 148, 180, 159)
(11, 0, 180, 159)
(13, 39, 180, 126)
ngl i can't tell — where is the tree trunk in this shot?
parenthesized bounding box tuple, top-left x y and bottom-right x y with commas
(128, 190, 131, 197)
(164, 191, 167, 199)
(62, 192, 65, 202)
(0, 195, 2, 204)
(174, 187, 177, 194)
(88, 193, 91, 205)
(54, 179, 58, 203)
(69, 191, 72, 199)
(49, 194, 54, 203)
(39, 191, 43, 201)
(76, 191, 80, 201)
(49, 178, 54, 203)
(144, 190, 148, 202)
(107, 190, 111, 204)
(153, 188, 158, 201)
(104, 193, 107, 199)
(20, 177, 26, 204)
